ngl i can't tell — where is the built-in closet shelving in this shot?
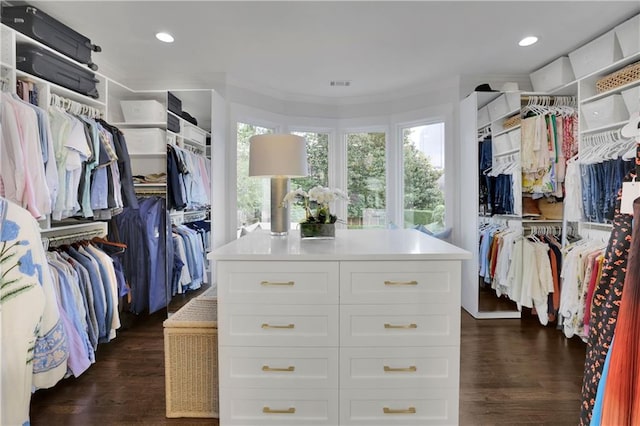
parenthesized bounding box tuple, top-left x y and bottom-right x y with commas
(461, 91, 523, 319)
(460, 12, 640, 322)
(2, 23, 106, 237)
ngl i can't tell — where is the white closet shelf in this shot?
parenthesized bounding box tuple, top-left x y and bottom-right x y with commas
(581, 222, 614, 229)
(16, 69, 105, 108)
(493, 125, 521, 137)
(547, 80, 579, 96)
(1, 62, 13, 69)
(12, 28, 107, 80)
(40, 222, 108, 237)
(111, 121, 167, 129)
(168, 110, 211, 135)
(128, 152, 165, 158)
(134, 183, 167, 188)
(581, 51, 640, 81)
(183, 137, 207, 148)
(494, 148, 519, 157)
(522, 219, 564, 223)
(581, 78, 640, 104)
(492, 108, 520, 123)
(580, 121, 627, 135)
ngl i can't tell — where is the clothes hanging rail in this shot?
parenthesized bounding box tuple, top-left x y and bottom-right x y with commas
(41, 222, 108, 249)
(50, 92, 102, 118)
(521, 95, 576, 116)
(183, 210, 207, 223)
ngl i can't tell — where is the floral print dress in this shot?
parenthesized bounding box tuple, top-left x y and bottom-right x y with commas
(1, 197, 68, 426)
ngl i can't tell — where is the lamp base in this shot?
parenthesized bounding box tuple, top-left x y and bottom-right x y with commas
(270, 177, 289, 235)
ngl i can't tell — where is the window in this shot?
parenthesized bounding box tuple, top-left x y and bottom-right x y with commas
(402, 122, 445, 232)
(236, 122, 273, 231)
(290, 131, 329, 224)
(346, 132, 386, 228)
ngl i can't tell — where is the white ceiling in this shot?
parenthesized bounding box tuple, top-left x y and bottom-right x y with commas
(26, 1, 640, 103)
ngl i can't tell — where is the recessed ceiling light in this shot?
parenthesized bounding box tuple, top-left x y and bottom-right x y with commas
(156, 32, 174, 43)
(518, 36, 538, 47)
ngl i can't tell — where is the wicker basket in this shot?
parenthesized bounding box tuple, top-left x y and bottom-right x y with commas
(163, 298, 218, 418)
(596, 61, 640, 93)
(502, 114, 521, 129)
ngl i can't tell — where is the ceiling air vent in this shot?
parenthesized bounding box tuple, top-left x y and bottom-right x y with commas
(330, 80, 351, 87)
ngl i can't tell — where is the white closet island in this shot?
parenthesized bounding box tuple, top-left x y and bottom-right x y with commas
(209, 228, 471, 426)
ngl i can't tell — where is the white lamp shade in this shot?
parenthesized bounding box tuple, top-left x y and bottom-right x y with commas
(249, 134, 309, 177)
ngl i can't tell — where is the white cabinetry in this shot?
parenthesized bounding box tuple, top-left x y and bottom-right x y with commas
(459, 92, 522, 319)
(210, 229, 470, 426)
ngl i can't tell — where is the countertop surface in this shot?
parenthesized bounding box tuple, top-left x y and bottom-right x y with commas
(208, 228, 472, 261)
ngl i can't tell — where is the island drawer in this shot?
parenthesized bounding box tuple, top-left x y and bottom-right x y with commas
(339, 261, 460, 304)
(218, 261, 339, 304)
(219, 303, 339, 347)
(219, 346, 338, 389)
(340, 304, 459, 347)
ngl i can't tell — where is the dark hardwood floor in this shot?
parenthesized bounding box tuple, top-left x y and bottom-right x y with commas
(30, 307, 586, 426)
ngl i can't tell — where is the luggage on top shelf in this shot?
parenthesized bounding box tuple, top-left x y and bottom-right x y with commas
(2, 4, 101, 71)
(16, 43, 99, 99)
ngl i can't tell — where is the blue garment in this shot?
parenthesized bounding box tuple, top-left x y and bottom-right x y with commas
(80, 246, 114, 344)
(63, 253, 99, 351)
(139, 197, 167, 313)
(66, 246, 108, 341)
(591, 336, 615, 425)
(48, 259, 94, 365)
(115, 196, 166, 314)
(98, 120, 139, 209)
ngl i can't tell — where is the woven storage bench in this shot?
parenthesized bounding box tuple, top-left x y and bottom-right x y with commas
(163, 298, 218, 418)
(197, 286, 217, 300)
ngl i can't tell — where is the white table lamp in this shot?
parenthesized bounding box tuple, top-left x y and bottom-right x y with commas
(249, 134, 308, 235)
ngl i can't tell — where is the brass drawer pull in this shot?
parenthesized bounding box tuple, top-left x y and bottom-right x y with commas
(261, 323, 295, 329)
(263, 406, 295, 414)
(384, 280, 418, 286)
(262, 365, 295, 372)
(384, 323, 417, 329)
(261, 280, 294, 286)
(384, 365, 417, 372)
(384, 407, 416, 414)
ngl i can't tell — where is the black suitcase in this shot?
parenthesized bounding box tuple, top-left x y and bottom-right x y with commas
(16, 43, 99, 99)
(167, 113, 180, 133)
(2, 5, 101, 71)
(167, 91, 182, 116)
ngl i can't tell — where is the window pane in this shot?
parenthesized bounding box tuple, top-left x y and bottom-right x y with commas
(347, 132, 386, 229)
(290, 131, 329, 224)
(403, 123, 445, 232)
(236, 123, 273, 233)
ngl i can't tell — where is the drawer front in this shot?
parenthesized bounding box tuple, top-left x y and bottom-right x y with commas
(219, 261, 339, 304)
(220, 303, 339, 347)
(220, 346, 338, 389)
(340, 388, 458, 426)
(340, 304, 459, 347)
(340, 346, 459, 389)
(220, 388, 338, 425)
(340, 261, 460, 305)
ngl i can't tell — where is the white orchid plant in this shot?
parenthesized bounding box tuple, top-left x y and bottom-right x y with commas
(282, 186, 349, 224)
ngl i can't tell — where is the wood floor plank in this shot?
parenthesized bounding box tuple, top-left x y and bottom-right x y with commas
(29, 309, 587, 425)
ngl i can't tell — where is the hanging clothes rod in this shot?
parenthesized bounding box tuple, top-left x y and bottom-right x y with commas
(50, 93, 102, 118)
(520, 95, 577, 102)
(44, 228, 107, 248)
